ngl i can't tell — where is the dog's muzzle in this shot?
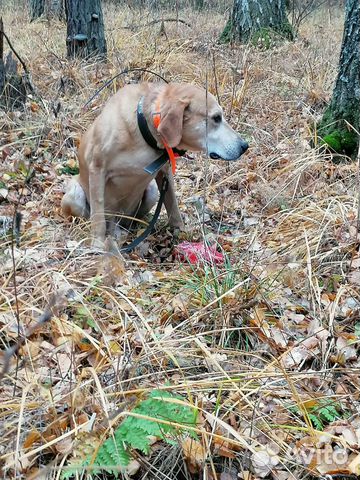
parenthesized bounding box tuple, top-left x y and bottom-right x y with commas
(210, 139, 249, 161)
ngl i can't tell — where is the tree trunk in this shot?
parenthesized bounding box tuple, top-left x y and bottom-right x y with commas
(0, 18, 27, 110)
(44, 0, 64, 20)
(65, 0, 106, 59)
(29, 0, 45, 21)
(221, 0, 294, 43)
(317, 0, 359, 158)
(0, 18, 5, 94)
(194, 0, 205, 10)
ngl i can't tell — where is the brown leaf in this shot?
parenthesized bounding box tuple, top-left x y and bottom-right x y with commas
(251, 450, 279, 478)
(55, 437, 73, 454)
(23, 430, 42, 449)
(126, 459, 141, 476)
(182, 438, 207, 473)
(348, 270, 360, 286)
(23, 146, 32, 157)
(2, 146, 10, 160)
(30, 102, 39, 112)
(4, 449, 31, 473)
(336, 336, 357, 361)
(348, 452, 360, 475)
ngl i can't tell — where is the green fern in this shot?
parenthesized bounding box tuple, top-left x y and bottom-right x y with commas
(308, 413, 323, 431)
(316, 402, 341, 425)
(288, 399, 343, 432)
(62, 390, 198, 479)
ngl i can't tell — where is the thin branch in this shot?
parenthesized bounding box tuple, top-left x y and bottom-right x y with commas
(0, 291, 70, 382)
(1, 29, 30, 76)
(0, 301, 54, 382)
(145, 18, 191, 28)
(124, 18, 191, 29)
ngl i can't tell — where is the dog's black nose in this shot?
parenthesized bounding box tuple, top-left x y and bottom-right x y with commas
(240, 140, 249, 154)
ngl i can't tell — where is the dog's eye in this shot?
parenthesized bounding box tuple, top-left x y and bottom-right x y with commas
(212, 114, 222, 124)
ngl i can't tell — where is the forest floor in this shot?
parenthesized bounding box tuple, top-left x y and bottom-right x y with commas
(1, 3, 360, 480)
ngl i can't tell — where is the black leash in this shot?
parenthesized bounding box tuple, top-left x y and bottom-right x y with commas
(83, 68, 169, 110)
(119, 176, 169, 252)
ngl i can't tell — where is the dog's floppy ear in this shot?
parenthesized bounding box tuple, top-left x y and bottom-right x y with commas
(157, 98, 189, 148)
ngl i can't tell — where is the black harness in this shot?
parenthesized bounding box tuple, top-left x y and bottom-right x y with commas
(119, 97, 185, 252)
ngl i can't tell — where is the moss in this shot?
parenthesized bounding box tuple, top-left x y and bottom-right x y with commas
(322, 132, 342, 152)
(219, 19, 232, 44)
(317, 102, 359, 160)
(220, 11, 294, 45)
(251, 28, 272, 49)
(279, 21, 295, 41)
(321, 130, 358, 157)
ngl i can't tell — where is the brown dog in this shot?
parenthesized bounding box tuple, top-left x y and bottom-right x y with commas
(61, 82, 248, 247)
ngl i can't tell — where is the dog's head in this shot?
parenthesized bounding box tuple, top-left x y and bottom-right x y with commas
(156, 83, 248, 160)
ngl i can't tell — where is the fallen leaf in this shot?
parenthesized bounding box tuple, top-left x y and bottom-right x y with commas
(182, 438, 207, 473)
(348, 270, 360, 286)
(348, 452, 360, 475)
(55, 437, 73, 454)
(251, 448, 280, 478)
(336, 336, 357, 361)
(23, 430, 42, 449)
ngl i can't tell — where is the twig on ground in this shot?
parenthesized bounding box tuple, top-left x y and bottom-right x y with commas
(0, 291, 70, 382)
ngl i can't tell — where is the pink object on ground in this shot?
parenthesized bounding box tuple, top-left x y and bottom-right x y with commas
(175, 241, 225, 265)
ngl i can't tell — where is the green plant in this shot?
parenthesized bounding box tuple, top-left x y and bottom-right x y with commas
(289, 399, 344, 431)
(179, 248, 238, 307)
(59, 163, 80, 176)
(322, 130, 358, 156)
(251, 28, 273, 49)
(62, 390, 198, 479)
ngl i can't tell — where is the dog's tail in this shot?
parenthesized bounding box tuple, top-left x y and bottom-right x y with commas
(61, 177, 89, 218)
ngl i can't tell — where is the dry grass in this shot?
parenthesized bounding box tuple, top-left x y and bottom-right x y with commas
(1, 3, 360, 480)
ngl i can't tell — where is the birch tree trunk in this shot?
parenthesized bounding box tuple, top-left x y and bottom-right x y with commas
(221, 0, 293, 43)
(65, 0, 107, 59)
(317, 0, 360, 158)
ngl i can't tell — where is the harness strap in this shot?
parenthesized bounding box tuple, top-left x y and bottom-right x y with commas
(143, 152, 168, 175)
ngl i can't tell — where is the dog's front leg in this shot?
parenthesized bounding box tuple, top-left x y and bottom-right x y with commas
(89, 159, 106, 248)
(156, 168, 184, 230)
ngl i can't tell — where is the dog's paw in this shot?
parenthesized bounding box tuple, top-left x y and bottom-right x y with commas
(169, 226, 186, 242)
(168, 218, 185, 230)
(90, 237, 106, 250)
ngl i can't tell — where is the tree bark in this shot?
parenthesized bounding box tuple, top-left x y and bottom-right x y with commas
(221, 0, 294, 43)
(44, 0, 64, 20)
(29, 0, 45, 21)
(0, 18, 27, 110)
(65, 0, 107, 59)
(317, 0, 359, 158)
(194, 0, 205, 10)
(0, 18, 5, 94)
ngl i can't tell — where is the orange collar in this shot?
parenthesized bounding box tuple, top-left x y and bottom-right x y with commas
(153, 98, 177, 175)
